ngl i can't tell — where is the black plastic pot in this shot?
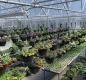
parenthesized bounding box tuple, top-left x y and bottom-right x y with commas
(0, 38, 6, 46)
(0, 31, 6, 37)
(42, 32, 48, 36)
(16, 43, 24, 50)
(20, 34, 27, 41)
(82, 33, 86, 36)
(11, 36, 18, 43)
(10, 47, 16, 55)
(57, 38, 63, 46)
(50, 44, 57, 51)
(57, 52, 62, 58)
(38, 33, 41, 37)
(78, 34, 82, 38)
(42, 38, 47, 41)
(35, 39, 39, 43)
(0, 67, 6, 75)
(29, 40, 35, 47)
(38, 48, 47, 57)
(63, 40, 69, 45)
(71, 36, 78, 40)
(11, 61, 27, 68)
(27, 33, 31, 40)
(45, 56, 54, 64)
(22, 56, 33, 62)
(29, 66, 40, 74)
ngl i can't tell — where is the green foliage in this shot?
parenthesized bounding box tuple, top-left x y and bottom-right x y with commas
(21, 48, 38, 57)
(15, 41, 24, 50)
(80, 66, 86, 78)
(73, 62, 83, 70)
(66, 67, 77, 79)
(61, 57, 86, 80)
(0, 67, 29, 80)
(79, 57, 86, 63)
(1, 54, 11, 64)
(61, 76, 69, 80)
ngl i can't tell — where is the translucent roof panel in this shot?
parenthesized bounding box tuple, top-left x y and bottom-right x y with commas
(0, 0, 85, 20)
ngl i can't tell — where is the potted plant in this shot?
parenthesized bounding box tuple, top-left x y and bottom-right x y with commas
(11, 34, 19, 43)
(75, 40, 80, 45)
(0, 31, 6, 37)
(80, 66, 86, 79)
(73, 31, 82, 38)
(61, 76, 68, 80)
(1, 54, 13, 68)
(57, 37, 64, 46)
(78, 36, 85, 44)
(73, 62, 83, 71)
(0, 57, 6, 72)
(26, 32, 32, 40)
(0, 37, 6, 46)
(69, 41, 77, 49)
(29, 39, 35, 47)
(20, 34, 27, 41)
(37, 42, 47, 57)
(80, 29, 86, 36)
(45, 55, 54, 64)
(21, 48, 38, 62)
(50, 39, 58, 50)
(46, 42, 52, 49)
(35, 36, 39, 43)
(64, 44, 72, 52)
(79, 57, 86, 63)
(29, 66, 40, 74)
(9, 47, 16, 55)
(57, 49, 63, 58)
(0, 67, 27, 80)
(66, 68, 77, 80)
(30, 57, 44, 73)
(63, 35, 70, 44)
(15, 67, 31, 76)
(15, 41, 24, 50)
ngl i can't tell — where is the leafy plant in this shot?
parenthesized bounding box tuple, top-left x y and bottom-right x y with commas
(33, 57, 45, 68)
(73, 62, 83, 71)
(80, 66, 86, 79)
(78, 36, 85, 43)
(15, 41, 24, 50)
(61, 76, 69, 80)
(45, 41, 52, 49)
(36, 42, 46, 49)
(65, 67, 77, 80)
(63, 35, 70, 44)
(0, 67, 29, 80)
(21, 48, 38, 57)
(1, 54, 12, 64)
(69, 41, 77, 48)
(63, 44, 72, 51)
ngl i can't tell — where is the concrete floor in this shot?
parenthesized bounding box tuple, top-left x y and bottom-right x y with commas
(22, 69, 57, 80)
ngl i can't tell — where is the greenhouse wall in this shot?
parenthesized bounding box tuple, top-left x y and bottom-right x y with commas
(0, 18, 85, 30)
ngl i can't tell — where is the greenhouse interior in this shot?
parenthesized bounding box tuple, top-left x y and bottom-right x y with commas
(0, 0, 86, 80)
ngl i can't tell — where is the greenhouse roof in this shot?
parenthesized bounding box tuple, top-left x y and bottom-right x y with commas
(0, 0, 86, 20)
